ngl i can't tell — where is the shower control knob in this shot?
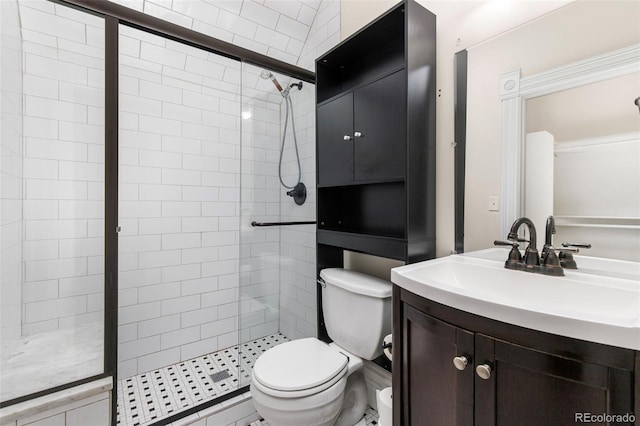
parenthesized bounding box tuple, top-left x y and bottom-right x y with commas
(453, 356, 468, 371)
(343, 135, 352, 141)
(354, 131, 363, 138)
(476, 364, 492, 379)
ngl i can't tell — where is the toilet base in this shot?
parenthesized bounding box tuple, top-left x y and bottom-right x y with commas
(333, 371, 367, 426)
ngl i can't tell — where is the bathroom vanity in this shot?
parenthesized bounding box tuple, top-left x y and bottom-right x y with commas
(391, 253, 639, 425)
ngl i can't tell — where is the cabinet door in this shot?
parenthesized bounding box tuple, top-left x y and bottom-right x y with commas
(403, 305, 474, 426)
(353, 70, 406, 182)
(474, 334, 634, 426)
(317, 92, 354, 186)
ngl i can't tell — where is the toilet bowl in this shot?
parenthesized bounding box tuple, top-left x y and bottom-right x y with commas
(250, 338, 367, 426)
(250, 269, 392, 426)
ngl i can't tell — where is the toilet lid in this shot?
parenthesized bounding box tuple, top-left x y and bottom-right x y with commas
(253, 338, 348, 393)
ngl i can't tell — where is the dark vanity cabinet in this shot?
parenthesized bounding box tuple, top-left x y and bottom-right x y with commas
(315, 0, 436, 264)
(394, 287, 639, 426)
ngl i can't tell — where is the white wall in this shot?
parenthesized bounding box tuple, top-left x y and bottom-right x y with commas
(17, 0, 106, 336)
(298, 0, 341, 71)
(0, 0, 23, 342)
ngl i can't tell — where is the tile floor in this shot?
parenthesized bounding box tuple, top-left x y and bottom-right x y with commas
(249, 406, 381, 426)
(117, 333, 289, 426)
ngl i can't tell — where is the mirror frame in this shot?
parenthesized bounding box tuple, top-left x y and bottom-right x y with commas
(498, 43, 640, 237)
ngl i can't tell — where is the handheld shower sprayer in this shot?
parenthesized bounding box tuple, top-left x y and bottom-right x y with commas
(260, 70, 284, 93)
(259, 69, 307, 205)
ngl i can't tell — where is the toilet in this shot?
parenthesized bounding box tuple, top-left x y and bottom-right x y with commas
(250, 268, 392, 426)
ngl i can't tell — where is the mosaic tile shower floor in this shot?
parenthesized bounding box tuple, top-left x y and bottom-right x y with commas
(117, 333, 289, 426)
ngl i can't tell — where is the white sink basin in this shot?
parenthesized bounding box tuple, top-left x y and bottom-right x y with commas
(391, 254, 640, 350)
(463, 248, 640, 281)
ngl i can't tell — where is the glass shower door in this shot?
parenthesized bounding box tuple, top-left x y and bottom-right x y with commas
(0, 0, 105, 404)
(237, 62, 317, 387)
(116, 23, 243, 425)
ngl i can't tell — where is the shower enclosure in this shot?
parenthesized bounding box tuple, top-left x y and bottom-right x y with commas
(116, 24, 316, 424)
(0, 1, 317, 424)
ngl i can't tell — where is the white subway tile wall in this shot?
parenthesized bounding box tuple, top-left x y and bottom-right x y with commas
(238, 63, 286, 349)
(0, 0, 23, 343)
(106, 0, 340, 73)
(117, 25, 245, 379)
(18, 0, 106, 337)
(278, 80, 317, 341)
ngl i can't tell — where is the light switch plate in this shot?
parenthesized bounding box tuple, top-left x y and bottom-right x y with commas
(488, 196, 500, 211)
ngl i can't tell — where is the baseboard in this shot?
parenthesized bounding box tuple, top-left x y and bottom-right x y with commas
(363, 360, 392, 410)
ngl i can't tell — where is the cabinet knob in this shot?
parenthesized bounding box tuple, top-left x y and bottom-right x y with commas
(476, 364, 492, 380)
(354, 131, 363, 138)
(343, 135, 352, 141)
(453, 356, 468, 371)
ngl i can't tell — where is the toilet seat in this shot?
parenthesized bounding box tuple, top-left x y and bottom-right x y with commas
(252, 338, 349, 398)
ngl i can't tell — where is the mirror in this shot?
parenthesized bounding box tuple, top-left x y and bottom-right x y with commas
(524, 73, 640, 261)
(462, 0, 640, 261)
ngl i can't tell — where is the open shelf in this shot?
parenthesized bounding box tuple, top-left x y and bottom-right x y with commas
(318, 182, 406, 239)
(316, 4, 405, 103)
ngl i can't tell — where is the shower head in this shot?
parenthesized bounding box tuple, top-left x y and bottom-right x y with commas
(260, 69, 283, 93)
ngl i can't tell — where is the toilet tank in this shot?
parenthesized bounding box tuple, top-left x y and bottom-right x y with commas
(320, 268, 392, 360)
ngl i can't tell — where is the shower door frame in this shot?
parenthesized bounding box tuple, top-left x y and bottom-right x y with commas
(5, 1, 315, 425)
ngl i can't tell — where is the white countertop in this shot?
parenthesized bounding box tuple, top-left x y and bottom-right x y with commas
(391, 250, 640, 350)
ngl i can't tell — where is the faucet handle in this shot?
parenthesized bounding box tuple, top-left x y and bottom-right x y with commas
(555, 247, 579, 254)
(557, 244, 584, 269)
(507, 236, 529, 243)
(562, 242, 591, 249)
(494, 240, 518, 248)
(495, 240, 523, 267)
